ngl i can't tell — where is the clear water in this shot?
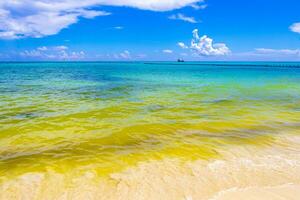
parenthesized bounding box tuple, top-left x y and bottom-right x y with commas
(0, 62, 300, 199)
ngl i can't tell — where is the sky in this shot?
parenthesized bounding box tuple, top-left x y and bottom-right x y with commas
(0, 0, 299, 61)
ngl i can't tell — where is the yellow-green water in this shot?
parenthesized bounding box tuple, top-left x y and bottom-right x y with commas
(1, 62, 300, 199)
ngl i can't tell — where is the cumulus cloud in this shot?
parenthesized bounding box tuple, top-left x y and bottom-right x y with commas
(163, 49, 173, 54)
(290, 22, 300, 34)
(97, 0, 202, 11)
(178, 42, 188, 49)
(0, 0, 202, 39)
(190, 29, 230, 56)
(0, 1, 110, 39)
(169, 13, 198, 23)
(19, 45, 85, 60)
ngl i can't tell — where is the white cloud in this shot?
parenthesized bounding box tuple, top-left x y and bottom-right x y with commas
(190, 3, 207, 10)
(53, 45, 68, 51)
(108, 50, 147, 60)
(190, 29, 230, 56)
(0, 0, 202, 39)
(178, 42, 188, 49)
(97, 0, 202, 11)
(0, 1, 110, 39)
(19, 45, 85, 60)
(20, 50, 43, 58)
(119, 50, 131, 59)
(163, 49, 173, 54)
(255, 48, 300, 56)
(290, 22, 300, 34)
(37, 46, 48, 51)
(169, 13, 198, 23)
(113, 26, 124, 30)
(225, 48, 300, 61)
(66, 51, 85, 59)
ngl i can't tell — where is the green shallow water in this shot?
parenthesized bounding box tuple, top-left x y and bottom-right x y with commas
(0, 62, 300, 179)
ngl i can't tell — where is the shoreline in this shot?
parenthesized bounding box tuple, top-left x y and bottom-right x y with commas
(1, 135, 300, 200)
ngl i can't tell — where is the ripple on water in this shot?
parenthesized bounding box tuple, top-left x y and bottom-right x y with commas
(1, 62, 300, 199)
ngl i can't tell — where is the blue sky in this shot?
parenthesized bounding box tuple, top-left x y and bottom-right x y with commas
(0, 0, 299, 61)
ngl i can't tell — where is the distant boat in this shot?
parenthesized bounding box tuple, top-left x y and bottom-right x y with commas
(177, 59, 184, 62)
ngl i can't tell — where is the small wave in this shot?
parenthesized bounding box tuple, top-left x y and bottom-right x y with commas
(1, 147, 300, 200)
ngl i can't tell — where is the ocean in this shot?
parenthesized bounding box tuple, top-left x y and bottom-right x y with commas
(1, 62, 300, 199)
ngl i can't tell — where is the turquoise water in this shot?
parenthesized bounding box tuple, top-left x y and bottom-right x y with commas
(0, 62, 300, 199)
